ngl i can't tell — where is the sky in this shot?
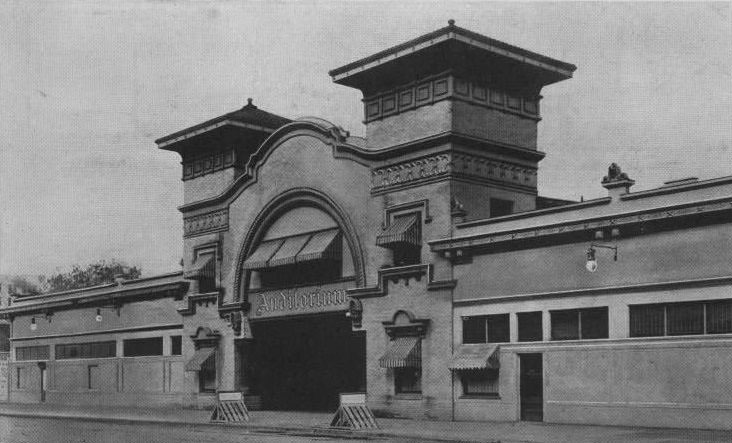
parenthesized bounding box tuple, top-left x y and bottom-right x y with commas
(0, 1, 730, 277)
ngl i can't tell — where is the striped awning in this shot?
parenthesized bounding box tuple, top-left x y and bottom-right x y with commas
(376, 214, 420, 248)
(185, 346, 216, 372)
(183, 254, 215, 280)
(268, 233, 311, 268)
(296, 229, 340, 263)
(379, 336, 421, 368)
(448, 344, 500, 370)
(242, 239, 284, 270)
(243, 229, 342, 270)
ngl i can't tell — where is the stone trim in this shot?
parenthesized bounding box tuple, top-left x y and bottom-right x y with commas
(371, 151, 537, 195)
(347, 264, 456, 299)
(183, 209, 229, 238)
(362, 75, 541, 123)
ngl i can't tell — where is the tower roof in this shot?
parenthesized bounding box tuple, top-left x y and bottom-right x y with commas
(330, 21, 576, 95)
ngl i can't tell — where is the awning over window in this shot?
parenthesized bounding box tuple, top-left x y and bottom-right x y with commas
(242, 239, 284, 270)
(242, 229, 341, 270)
(378, 336, 421, 368)
(183, 254, 215, 280)
(448, 344, 500, 370)
(185, 347, 216, 372)
(296, 229, 340, 263)
(376, 214, 420, 248)
(268, 234, 311, 268)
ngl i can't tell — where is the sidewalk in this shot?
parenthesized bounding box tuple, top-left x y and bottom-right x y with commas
(1, 402, 732, 442)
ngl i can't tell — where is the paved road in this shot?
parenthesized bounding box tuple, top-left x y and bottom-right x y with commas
(0, 416, 392, 443)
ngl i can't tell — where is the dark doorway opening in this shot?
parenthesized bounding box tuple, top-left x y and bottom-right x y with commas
(38, 362, 47, 403)
(248, 312, 366, 411)
(519, 353, 543, 421)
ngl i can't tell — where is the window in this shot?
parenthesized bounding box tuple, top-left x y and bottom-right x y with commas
(123, 337, 163, 357)
(461, 369, 499, 397)
(16, 367, 22, 389)
(0, 324, 9, 352)
(376, 212, 422, 267)
(462, 314, 510, 344)
(259, 260, 341, 288)
(630, 300, 732, 337)
(490, 198, 514, 218)
(170, 336, 182, 356)
(55, 341, 116, 360)
(395, 367, 421, 394)
(15, 345, 49, 361)
(550, 308, 608, 340)
(88, 365, 99, 390)
(517, 312, 542, 342)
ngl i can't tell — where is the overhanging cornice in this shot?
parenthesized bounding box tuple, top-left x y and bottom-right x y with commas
(430, 196, 732, 254)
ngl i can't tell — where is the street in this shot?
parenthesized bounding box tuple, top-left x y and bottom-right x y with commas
(0, 416, 393, 443)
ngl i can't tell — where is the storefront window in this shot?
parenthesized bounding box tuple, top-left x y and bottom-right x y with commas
(123, 337, 163, 356)
(394, 367, 421, 394)
(461, 369, 499, 397)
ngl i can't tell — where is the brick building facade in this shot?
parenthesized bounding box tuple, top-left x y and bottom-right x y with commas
(2, 22, 731, 429)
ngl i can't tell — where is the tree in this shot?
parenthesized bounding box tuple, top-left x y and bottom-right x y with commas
(6, 275, 42, 296)
(43, 260, 142, 293)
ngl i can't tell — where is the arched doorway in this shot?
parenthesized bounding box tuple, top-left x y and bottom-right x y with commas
(236, 190, 366, 411)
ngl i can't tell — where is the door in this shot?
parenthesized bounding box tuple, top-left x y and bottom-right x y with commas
(519, 353, 543, 421)
(38, 363, 47, 403)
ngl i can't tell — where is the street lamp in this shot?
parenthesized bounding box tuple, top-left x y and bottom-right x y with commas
(585, 243, 618, 272)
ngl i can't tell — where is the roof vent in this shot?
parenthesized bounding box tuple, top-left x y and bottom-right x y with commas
(662, 177, 699, 187)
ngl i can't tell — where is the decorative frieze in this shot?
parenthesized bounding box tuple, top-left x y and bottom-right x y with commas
(182, 149, 236, 180)
(363, 75, 540, 123)
(371, 152, 537, 193)
(183, 209, 229, 238)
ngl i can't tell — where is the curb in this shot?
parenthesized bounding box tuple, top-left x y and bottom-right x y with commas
(0, 411, 494, 443)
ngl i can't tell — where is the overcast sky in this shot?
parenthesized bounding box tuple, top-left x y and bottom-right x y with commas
(1, 1, 730, 277)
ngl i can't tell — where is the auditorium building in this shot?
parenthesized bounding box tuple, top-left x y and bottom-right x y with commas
(2, 22, 732, 429)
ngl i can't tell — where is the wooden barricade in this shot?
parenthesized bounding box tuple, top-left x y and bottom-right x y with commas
(330, 393, 378, 429)
(210, 391, 250, 423)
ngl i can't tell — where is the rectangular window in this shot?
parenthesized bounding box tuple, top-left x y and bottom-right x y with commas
(706, 300, 732, 334)
(55, 341, 116, 360)
(15, 345, 49, 361)
(517, 312, 542, 342)
(170, 336, 182, 356)
(490, 198, 514, 218)
(630, 300, 732, 337)
(394, 367, 421, 394)
(0, 324, 9, 352)
(16, 367, 22, 389)
(667, 303, 704, 336)
(88, 365, 99, 390)
(551, 308, 608, 340)
(462, 314, 510, 344)
(463, 317, 487, 344)
(123, 337, 163, 357)
(461, 369, 499, 397)
(629, 304, 665, 337)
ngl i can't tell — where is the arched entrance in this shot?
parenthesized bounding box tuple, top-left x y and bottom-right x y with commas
(235, 189, 366, 411)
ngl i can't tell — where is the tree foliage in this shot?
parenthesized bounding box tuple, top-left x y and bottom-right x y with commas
(6, 276, 42, 296)
(43, 260, 141, 293)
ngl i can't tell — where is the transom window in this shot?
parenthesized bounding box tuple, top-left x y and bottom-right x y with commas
(15, 345, 49, 361)
(56, 341, 116, 360)
(630, 299, 732, 337)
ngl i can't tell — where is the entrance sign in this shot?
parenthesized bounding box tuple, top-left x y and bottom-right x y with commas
(251, 282, 350, 318)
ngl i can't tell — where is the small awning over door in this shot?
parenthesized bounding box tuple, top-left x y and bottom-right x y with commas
(376, 214, 420, 248)
(378, 336, 421, 368)
(448, 344, 500, 370)
(185, 347, 216, 372)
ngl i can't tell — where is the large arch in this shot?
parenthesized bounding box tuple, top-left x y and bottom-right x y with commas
(233, 187, 366, 302)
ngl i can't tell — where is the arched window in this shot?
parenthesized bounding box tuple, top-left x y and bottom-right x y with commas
(243, 206, 354, 289)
